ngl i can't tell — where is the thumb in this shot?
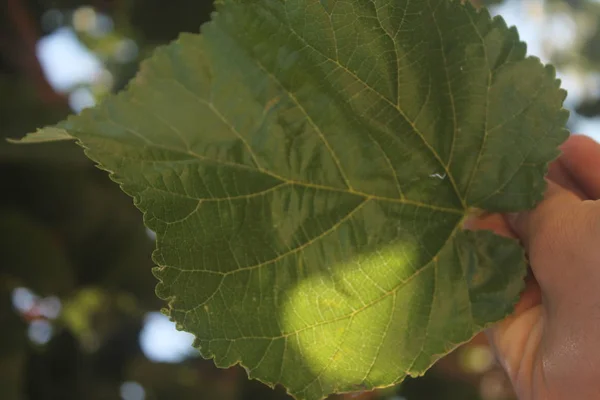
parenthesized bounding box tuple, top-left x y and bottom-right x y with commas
(485, 181, 584, 390)
(506, 181, 578, 247)
(506, 180, 596, 300)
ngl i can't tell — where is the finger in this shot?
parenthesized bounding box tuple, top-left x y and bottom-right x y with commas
(463, 212, 515, 238)
(485, 283, 543, 393)
(506, 180, 592, 299)
(507, 180, 580, 250)
(559, 134, 600, 199)
(547, 156, 587, 200)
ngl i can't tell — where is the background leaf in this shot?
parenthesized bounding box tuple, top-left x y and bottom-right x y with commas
(20, 0, 568, 399)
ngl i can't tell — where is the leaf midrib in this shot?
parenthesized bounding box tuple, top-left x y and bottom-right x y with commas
(270, 0, 466, 208)
(86, 127, 464, 214)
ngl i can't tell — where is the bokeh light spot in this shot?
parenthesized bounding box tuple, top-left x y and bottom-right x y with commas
(120, 381, 145, 400)
(28, 320, 53, 345)
(12, 287, 37, 314)
(139, 312, 197, 363)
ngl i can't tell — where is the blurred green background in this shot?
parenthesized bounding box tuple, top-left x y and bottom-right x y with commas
(0, 0, 596, 399)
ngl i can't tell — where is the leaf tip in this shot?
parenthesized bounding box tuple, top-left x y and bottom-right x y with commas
(7, 127, 74, 144)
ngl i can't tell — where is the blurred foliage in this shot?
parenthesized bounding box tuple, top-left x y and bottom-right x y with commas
(6, 0, 599, 398)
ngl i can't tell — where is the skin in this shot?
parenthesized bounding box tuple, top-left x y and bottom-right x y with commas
(467, 134, 600, 399)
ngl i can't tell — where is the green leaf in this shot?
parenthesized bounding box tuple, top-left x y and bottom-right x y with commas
(23, 0, 568, 398)
(8, 127, 73, 144)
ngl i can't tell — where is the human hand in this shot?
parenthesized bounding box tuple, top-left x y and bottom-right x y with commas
(467, 134, 600, 400)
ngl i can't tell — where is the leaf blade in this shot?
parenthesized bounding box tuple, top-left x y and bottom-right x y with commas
(9, 127, 74, 144)
(23, 1, 568, 399)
